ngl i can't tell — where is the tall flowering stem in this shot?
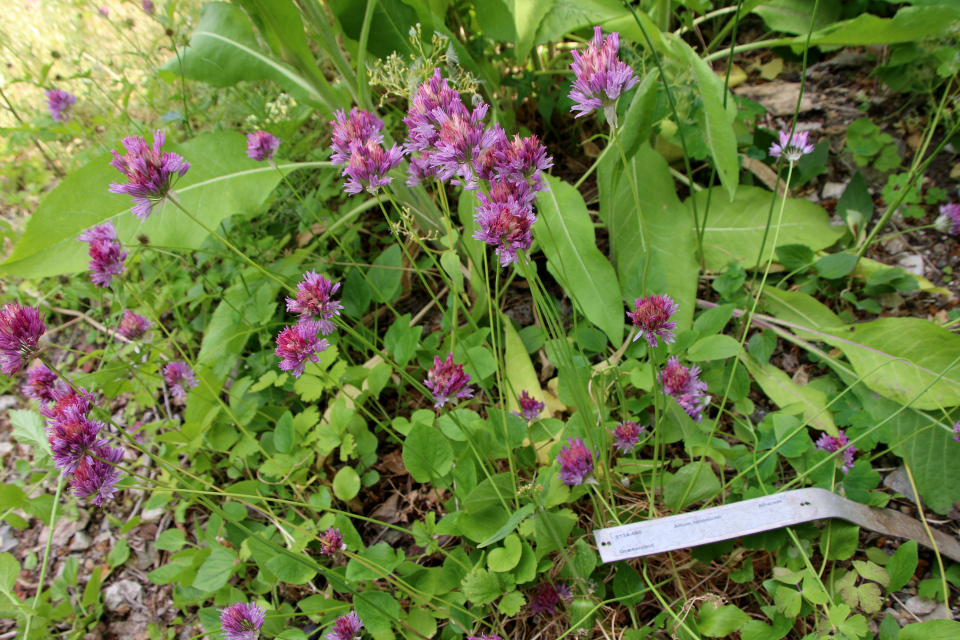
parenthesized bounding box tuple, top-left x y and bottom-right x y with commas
(22, 476, 63, 639)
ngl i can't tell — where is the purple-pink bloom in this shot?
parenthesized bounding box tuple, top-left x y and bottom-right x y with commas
(512, 390, 545, 422)
(769, 130, 815, 163)
(108, 129, 190, 221)
(953, 421, 960, 444)
(141, 0, 154, 15)
(341, 139, 405, 195)
(47, 408, 108, 476)
(274, 322, 327, 378)
(40, 387, 96, 421)
(220, 602, 266, 640)
(330, 108, 385, 165)
(660, 356, 710, 423)
(70, 445, 123, 506)
(286, 271, 343, 335)
(319, 527, 346, 557)
(45, 89, 77, 123)
(118, 310, 153, 341)
(327, 611, 363, 640)
(431, 103, 498, 190)
(472, 181, 537, 266)
(569, 27, 639, 125)
(936, 203, 960, 236)
(424, 353, 474, 408)
(403, 68, 468, 153)
(612, 421, 644, 454)
(22, 364, 65, 403)
(494, 134, 553, 195)
(556, 437, 594, 486)
(163, 361, 197, 398)
(816, 430, 856, 474)
(0, 303, 46, 376)
(97, 6, 109, 17)
(246, 131, 281, 162)
(406, 150, 440, 187)
(628, 294, 679, 348)
(530, 582, 570, 616)
(78, 222, 127, 288)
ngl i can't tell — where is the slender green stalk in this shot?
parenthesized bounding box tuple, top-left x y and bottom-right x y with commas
(22, 476, 63, 638)
(903, 464, 949, 604)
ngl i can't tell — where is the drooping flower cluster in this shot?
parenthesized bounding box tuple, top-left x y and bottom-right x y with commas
(319, 527, 346, 557)
(556, 437, 595, 486)
(815, 430, 857, 474)
(246, 131, 281, 162)
(327, 611, 364, 640)
(769, 130, 815, 163)
(628, 294, 679, 347)
(44, 387, 124, 506)
(424, 353, 474, 408)
(330, 108, 403, 195)
(530, 582, 572, 616)
(568, 27, 639, 126)
(22, 364, 66, 403)
(611, 421, 645, 454)
(109, 129, 190, 221)
(473, 179, 538, 266)
(220, 602, 266, 640)
(163, 361, 198, 399)
(78, 222, 127, 288)
(118, 310, 153, 341)
(0, 303, 46, 376)
(513, 390, 545, 422)
(275, 271, 341, 378)
(660, 357, 710, 423)
(45, 88, 77, 123)
(935, 203, 960, 236)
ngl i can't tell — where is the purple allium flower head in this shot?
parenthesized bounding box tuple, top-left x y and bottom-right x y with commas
(45, 89, 77, 123)
(494, 134, 553, 194)
(330, 108, 384, 165)
(660, 356, 710, 423)
(472, 182, 537, 267)
(118, 309, 153, 341)
(22, 364, 65, 403)
(71, 445, 123, 506)
(46, 408, 108, 476)
(0, 303, 46, 376)
(79, 222, 127, 288)
(327, 611, 363, 640)
(97, 6, 109, 17)
(953, 420, 960, 444)
(274, 322, 328, 378)
(530, 582, 568, 616)
(556, 437, 594, 486)
(769, 130, 815, 163)
(612, 421, 645, 454)
(109, 130, 190, 221)
(319, 527, 346, 557)
(628, 294, 679, 348)
(40, 387, 96, 421)
(431, 102, 499, 190)
(141, 0, 154, 15)
(220, 602, 266, 640)
(163, 361, 197, 398)
(512, 390, 545, 422)
(424, 353, 474, 408)
(569, 27, 639, 126)
(341, 139, 405, 195)
(935, 203, 960, 236)
(471, 124, 508, 185)
(286, 271, 343, 335)
(816, 430, 856, 474)
(403, 68, 468, 153)
(246, 131, 281, 162)
(406, 150, 440, 187)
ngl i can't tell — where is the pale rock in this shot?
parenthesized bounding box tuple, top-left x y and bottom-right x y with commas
(104, 579, 142, 612)
(920, 601, 954, 622)
(822, 182, 846, 200)
(40, 510, 90, 548)
(898, 254, 924, 278)
(0, 442, 13, 458)
(0, 523, 18, 553)
(140, 506, 166, 523)
(903, 595, 938, 617)
(882, 235, 909, 255)
(69, 531, 94, 551)
(0, 396, 17, 412)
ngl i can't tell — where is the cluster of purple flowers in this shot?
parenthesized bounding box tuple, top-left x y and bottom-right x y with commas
(568, 27, 639, 126)
(22, 363, 66, 402)
(319, 527, 346, 556)
(424, 353, 475, 408)
(936, 203, 960, 236)
(611, 421, 644, 454)
(330, 108, 403, 196)
(953, 421, 960, 444)
(141, 0, 155, 15)
(118, 309, 152, 341)
(0, 303, 46, 376)
(274, 271, 342, 378)
(163, 361, 198, 399)
(220, 602, 266, 640)
(556, 437, 595, 486)
(246, 131, 281, 162)
(815, 430, 857, 474)
(529, 582, 572, 616)
(660, 357, 710, 423)
(45, 89, 77, 123)
(327, 611, 364, 640)
(109, 129, 190, 221)
(769, 130, 815, 164)
(513, 390, 545, 422)
(78, 222, 127, 288)
(628, 294, 679, 348)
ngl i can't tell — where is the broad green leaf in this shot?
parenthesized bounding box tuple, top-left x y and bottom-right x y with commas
(402, 423, 454, 483)
(817, 253, 859, 279)
(192, 544, 236, 592)
(663, 463, 721, 511)
(762, 287, 845, 341)
(753, 0, 841, 35)
(354, 591, 400, 634)
(887, 540, 918, 591)
(331, 0, 417, 60)
(775, 586, 802, 618)
(535, 176, 623, 347)
(899, 620, 960, 640)
(671, 36, 739, 201)
(274, 411, 295, 455)
(741, 354, 837, 434)
(464, 474, 514, 514)
(509, 0, 554, 61)
(502, 315, 549, 431)
(687, 334, 741, 362)
(688, 185, 845, 272)
(853, 560, 890, 588)
(368, 245, 403, 304)
(1, 132, 309, 278)
(462, 568, 515, 605)
(487, 534, 522, 572)
(857, 582, 884, 614)
(0, 485, 25, 512)
(0, 553, 19, 592)
(107, 539, 130, 569)
(618, 71, 659, 159)
(474, 0, 517, 41)
(479, 504, 536, 548)
(265, 554, 317, 585)
(820, 318, 960, 410)
(533, 0, 662, 51)
(155, 529, 186, 552)
(597, 143, 698, 332)
(498, 591, 526, 616)
(9, 410, 52, 468)
(825, 521, 859, 561)
(697, 603, 751, 637)
(332, 466, 361, 501)
(800, 5, 960, 47)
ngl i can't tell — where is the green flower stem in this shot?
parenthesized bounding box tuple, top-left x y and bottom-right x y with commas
(641, 562, 702, 639)
(903, 463, 949, 605)
(589, 483, 622, 526)
(647, 343, 664, 519)
(573, 131, 615, 190)
(22, 476, 63, 639)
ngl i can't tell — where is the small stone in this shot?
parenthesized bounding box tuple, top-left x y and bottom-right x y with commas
(903, 595, 938, 617)
(0, 396, 16, 412)
(950, 162, 960, 179)
(898, 254, 925, 278)
(140, 506, 166, 523)
(70, 531, 94, 551)
(104, 579, 142, 612)
(919, 601, 953, 622)
(0, 523, 18, 553)
(822, 182, 846, 200)
(882, 236, 909, 255)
